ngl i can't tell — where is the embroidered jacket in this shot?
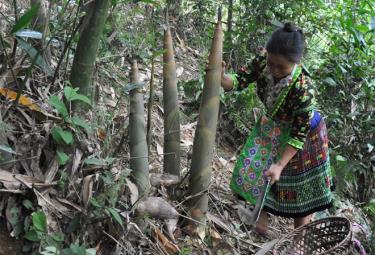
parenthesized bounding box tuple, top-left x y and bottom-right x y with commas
(229, 56, 316, 149)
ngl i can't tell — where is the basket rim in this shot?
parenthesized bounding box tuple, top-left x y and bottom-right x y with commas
(272, 216, 352, 255)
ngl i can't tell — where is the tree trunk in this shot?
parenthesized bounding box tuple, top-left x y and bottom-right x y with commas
(69, 0, 110, 107)
(163, 27, 180, 177)
(188, 21, 223, 229)
(129, 60, 150, 195)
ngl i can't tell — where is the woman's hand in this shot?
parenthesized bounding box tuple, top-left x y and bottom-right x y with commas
(205, 60, 233, 90)
(265, 163, 284, 184)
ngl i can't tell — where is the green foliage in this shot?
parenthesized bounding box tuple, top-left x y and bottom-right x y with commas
(64, 87, 91, 105)
(49, 86, 92, 145)
(51, 126, 73, 145)
(16, 37, 52, 75)
(88, 169, 130, 226)
(57, 150, 70, 166)
(11, 3, 41, 33)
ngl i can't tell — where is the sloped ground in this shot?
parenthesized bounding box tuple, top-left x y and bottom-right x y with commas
(0, 2, 373, 254)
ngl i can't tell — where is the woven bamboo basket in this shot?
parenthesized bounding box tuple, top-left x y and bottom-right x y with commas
(272, 217, 353, 255)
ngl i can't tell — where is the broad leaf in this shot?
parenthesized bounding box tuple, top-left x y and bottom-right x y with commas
(51, 126, 73, 145)
(32, 211, 47, 232)
(15, 29, 43, 39)
(52, 232, 65, 242)
(72, 116, 91, 131)
(70, 94, 91, 105)
(57, 150, 70, 166)
(107, 208, 123, 226)
(49, 96, 68, 117)
(16, 37, 52, 75)
(25, 230, 40, 241)
(64, 86, 79, 101)
(11, 3, 41, 33)
(64, 86, 91, 105)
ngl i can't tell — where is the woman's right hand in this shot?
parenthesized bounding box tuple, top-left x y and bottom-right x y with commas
(205, 60, 233, 91)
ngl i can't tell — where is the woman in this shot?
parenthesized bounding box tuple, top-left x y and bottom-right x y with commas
(222, 22, 334, 234)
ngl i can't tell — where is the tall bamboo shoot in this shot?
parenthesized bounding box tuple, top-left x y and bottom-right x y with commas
(129, 60, 150, 195)
(163, 27, 180, 177)
(188, 21, 223, 227)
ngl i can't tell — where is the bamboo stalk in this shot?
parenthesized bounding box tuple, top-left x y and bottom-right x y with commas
(69, 0, 110, 108)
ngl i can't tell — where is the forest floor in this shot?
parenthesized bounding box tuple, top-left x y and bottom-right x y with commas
(0, 1, 373, 254)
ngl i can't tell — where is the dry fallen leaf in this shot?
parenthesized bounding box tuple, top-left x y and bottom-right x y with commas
(82, 175, 95, 208)
(0, 88, 41, 112)
(165, 218, 178, 241)
(153, 226, 180, 254)
(126, 178, 139, 205)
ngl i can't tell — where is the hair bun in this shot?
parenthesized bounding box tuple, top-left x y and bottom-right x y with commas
(283, 22, 299, 32)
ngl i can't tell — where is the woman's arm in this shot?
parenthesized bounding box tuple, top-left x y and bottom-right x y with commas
(266, 75, 316, 184)
(221, 54, 266, 92)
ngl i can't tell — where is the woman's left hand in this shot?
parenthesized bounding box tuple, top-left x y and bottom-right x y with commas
(265, 163, 284, 184)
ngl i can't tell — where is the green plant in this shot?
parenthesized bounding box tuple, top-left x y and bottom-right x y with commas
(48, 85, 91, 164)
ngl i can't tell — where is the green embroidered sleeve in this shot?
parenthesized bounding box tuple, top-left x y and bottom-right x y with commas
(287, 76, 316, 149)
(228, 55, 266, 91)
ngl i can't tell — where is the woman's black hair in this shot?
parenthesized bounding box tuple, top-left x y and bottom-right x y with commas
(266, 22, 305, 63)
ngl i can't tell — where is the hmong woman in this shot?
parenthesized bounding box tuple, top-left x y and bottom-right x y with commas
(222, 22, 334, 234)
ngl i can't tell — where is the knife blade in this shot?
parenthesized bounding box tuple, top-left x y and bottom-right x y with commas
(250, 176, 271, 225)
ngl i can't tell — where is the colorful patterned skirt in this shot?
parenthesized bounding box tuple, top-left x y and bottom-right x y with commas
(230, 114, 333, 218)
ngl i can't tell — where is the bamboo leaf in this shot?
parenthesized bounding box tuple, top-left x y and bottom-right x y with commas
(0, 144, 19, 155)
(15, 29, 43, 39)
(16, 37, 52, 75)
(49, 96, 68, 117)
(107, 208, 123, 225)
(11, 3, 41, 34)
